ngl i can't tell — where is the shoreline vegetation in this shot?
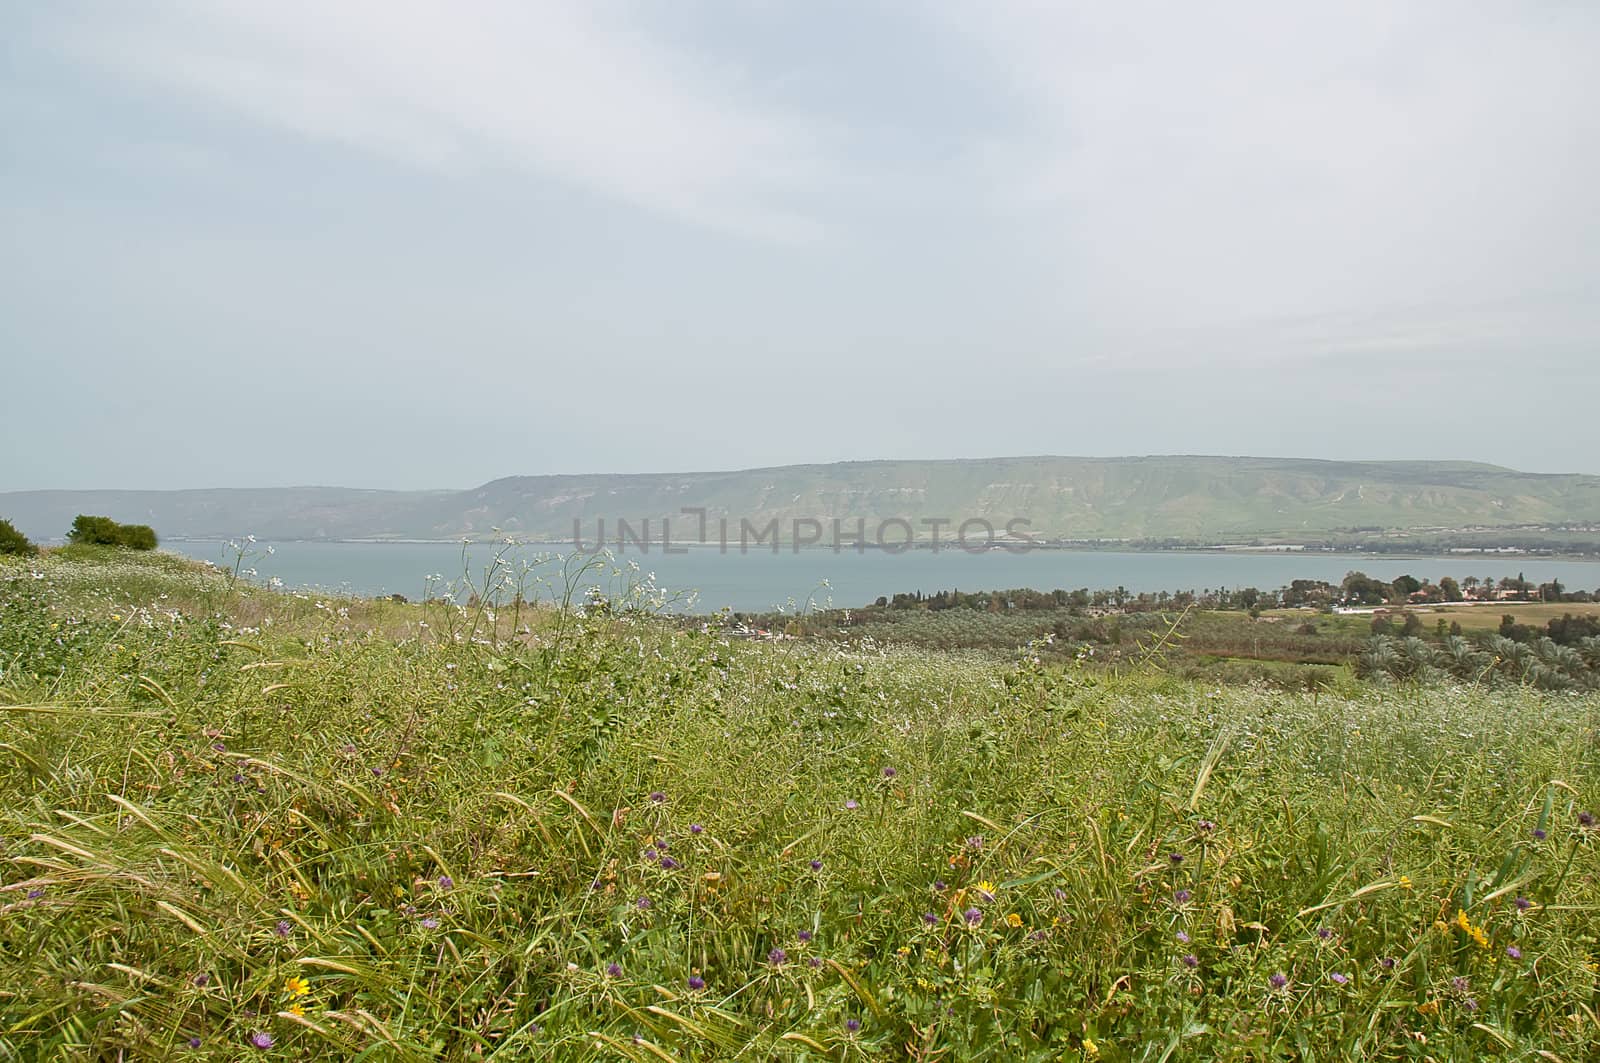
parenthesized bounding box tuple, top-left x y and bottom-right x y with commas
(2, 545, 1598, 1058)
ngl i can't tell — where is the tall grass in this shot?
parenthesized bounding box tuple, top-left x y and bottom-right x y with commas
(2, 551, 1598, 1059)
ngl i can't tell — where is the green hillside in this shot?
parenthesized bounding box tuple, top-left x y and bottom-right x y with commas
(4, 456, 1598, 543)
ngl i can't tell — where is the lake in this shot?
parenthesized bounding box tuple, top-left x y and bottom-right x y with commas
(158, 540, 1600, 613)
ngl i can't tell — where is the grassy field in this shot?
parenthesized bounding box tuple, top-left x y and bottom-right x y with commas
(3, 550, 1600, 1059)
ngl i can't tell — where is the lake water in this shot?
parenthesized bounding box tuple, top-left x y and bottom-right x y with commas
(159, 540, 1600, 613)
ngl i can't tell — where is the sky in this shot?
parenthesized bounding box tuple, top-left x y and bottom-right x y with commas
(3, 1, 1598, 491)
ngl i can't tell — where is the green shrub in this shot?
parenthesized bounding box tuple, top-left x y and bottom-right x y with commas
(0, 517, 37, 556)
(66, 514, 159, 550)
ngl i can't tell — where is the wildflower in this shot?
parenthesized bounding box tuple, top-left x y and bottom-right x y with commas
(1269, 972, 1289, 990)
(1329, 972, 1349, 985)
(963, 907, 983, 926)
(1532, 828, 1548, 841)
(1380, 957, 1396, 970)
(933, 880, 947, 892)
(193, 973, 210, 986)
(419, 916, 439, 929)
(1174, 889, 1192, 904)
(807, 956, 823, 968)
(1515, 895, 1532, 911)
(1463, 996, 1478, 1011)
(1451, 976, 1469, 993)
(688, 975, 706, 991)
(844, 800, 859, 811)
(1083, 1036, 1099, 1056)
(965, 835, 984, 850)
(26, 888, 43, 899)
(1579, 811, 1595, 828)
(1169, 853, 1183, 865)
(659, 856, 680, 870)
(809, 859, 823, 871)
(249, 1031, 274, 1050)
(649, 791, 666, 804)
(1506, 945, 1522, 959)
(882, 766, 896, 778)
(974, 880, 997, 902)
(284, 976, 309, 997)
(607, 962, 623, 977)
(923, 911, 938, 924)
(187, 1037, 202, 1049)
(212, 742, 227, 753)
(1317, 927, 1333, 940)
(643, 848, 658, 862)
(274, 920, 292, 938)
(846, 1018, 862, 1033)
(1182, 954, 1199, 968)
(438, 875, 453, 890)
(1176, 930, 1190, 944)
(636, 896, 651, 910)
(287, 1004, 305, 1017)
(798, 929, 814, 943)
(1417, 999, 1439, 1015)
(1398, 875, 1412, 890)
(1197, 820, 1216, 832)
(768, 948, 788, 966)
(689, 823, 704, 834)
(1006, 912, 1023, 928)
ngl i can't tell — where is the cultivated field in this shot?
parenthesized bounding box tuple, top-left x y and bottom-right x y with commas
(2, 550, 1598, 1059)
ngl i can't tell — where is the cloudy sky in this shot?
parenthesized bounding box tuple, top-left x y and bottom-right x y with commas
(4, 1, 1597, 490)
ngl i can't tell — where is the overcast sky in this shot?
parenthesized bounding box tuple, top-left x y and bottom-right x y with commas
(4, 1, 1597, 490)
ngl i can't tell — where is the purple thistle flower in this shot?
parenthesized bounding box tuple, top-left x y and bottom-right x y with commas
(1463, 997, 1478, 1011)
(932, 880, 947, 892)
(659, 856, 680, 870)
(26, 888, 44, 899)
(212, 742, 226, 753)
(1451, 976, 1469, 993)
(192, 973, 210, 987)
(966, 835, 984, 850)
(1174, 889, 1192, 904)
(1579, 811, 1595, 828)
(636, 896, 651, 910)
(438, 875, 453, 890)
(689, 823, 704, 834)
(797, 929, 813, 943)
(419, 916, 439, 929)
(371, 767, 383, 777)
(923, 911, 938, 924)
(1515, 895, 1532, 910)
(1380, 957, 1396, 970)
(1329, 972, 1349, 985)
(964, 907, 983, 926)
(767, 948, 788, 965)
(844, 800, 859, 811)
(249, 1031, 274, 1050)
(1532, 828, 1547, 840)
(1269, 972, 1289, 990)
(845, 1018, 861, 1033)
(274, 919, 292, 938)
(687, 974, 705, 990)
(1168, 852, 1184, 865)
(807, 956, 822, 968)
(649, 791, 666, 804)
(607, 962, 623, 977)
(1175, 930, 1190, 944)
(882, 767, 896, 778)
(643, 848, 658, 862)
(1197, 820, 1216, 832)
(1506, 945, 1522, 959)
(1317, 927, 1333, 940)
(187, 1037, 202, 1049)
(1182, 953, 1199, 968)
(809, 859, 823, 871)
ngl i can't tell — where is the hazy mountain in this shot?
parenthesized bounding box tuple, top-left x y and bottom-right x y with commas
(5, 456, 1598, 545)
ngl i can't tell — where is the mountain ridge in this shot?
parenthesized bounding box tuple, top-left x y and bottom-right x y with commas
(4, 455, 1598, 544)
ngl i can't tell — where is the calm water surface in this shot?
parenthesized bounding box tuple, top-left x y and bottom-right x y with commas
(160, 540, 1600, 613)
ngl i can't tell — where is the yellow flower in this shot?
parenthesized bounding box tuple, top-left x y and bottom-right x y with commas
(1398, 875, 1412, 890)
(1417, 999, 1439, 1015)
(287, 1004, 305, 1017)
(1083, 1036, 1100, 1056)
(975, 880, 997, 898)
(1006, 912, 1023, 928)
(284, 976, 310, 998)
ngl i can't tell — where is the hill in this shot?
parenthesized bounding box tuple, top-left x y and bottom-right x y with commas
(4, 455, 1599, 544)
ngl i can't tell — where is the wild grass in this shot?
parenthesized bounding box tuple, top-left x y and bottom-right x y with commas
(2, 550, 1599, 1059)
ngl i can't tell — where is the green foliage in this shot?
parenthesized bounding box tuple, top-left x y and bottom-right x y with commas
(2, 551, 1599, 1059)
(0, 517, 36, 556)
(67, 513, 159, 550)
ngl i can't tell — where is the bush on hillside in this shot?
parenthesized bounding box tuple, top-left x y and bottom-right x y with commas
(67, 514, 159, 550)
(0, 517, 37, 556)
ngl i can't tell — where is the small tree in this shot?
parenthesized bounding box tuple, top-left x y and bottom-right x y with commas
(68, 514, 159, 550)
(0, 517, 37, 556)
